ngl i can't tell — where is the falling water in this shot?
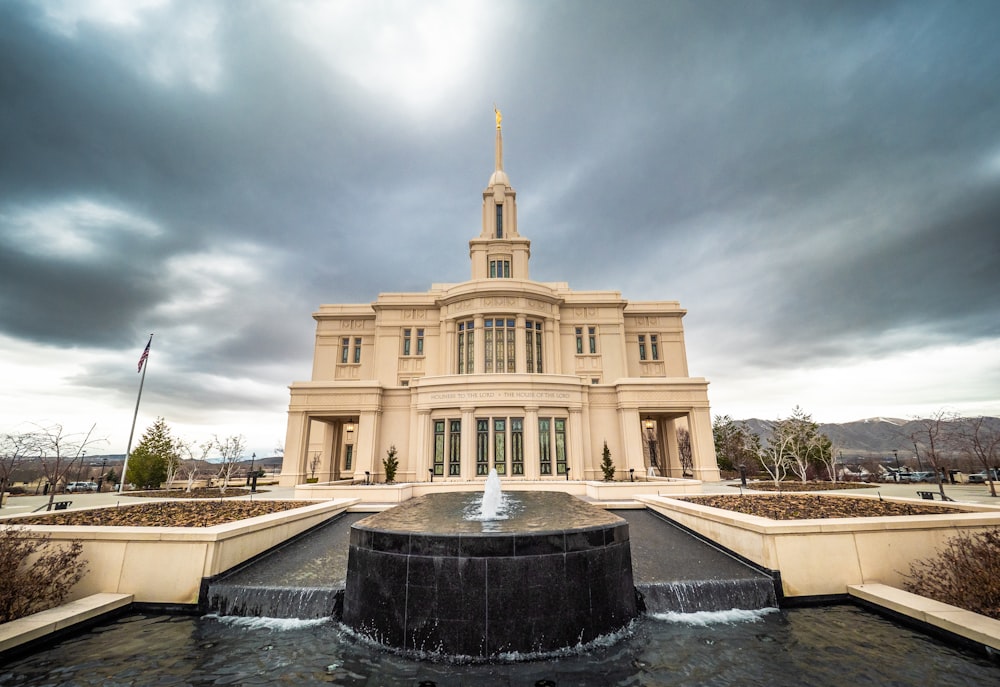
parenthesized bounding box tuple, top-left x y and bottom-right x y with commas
(481, 467, 502, 520)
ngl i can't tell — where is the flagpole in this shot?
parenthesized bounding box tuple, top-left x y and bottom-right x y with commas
(119, 334, 152, 494)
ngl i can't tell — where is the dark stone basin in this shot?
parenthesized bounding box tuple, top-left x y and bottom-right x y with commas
(342, 491, 637, 658)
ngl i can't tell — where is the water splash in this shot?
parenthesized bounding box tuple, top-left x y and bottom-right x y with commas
(481, 467, 502, 520)
(649, 607, 778, 626)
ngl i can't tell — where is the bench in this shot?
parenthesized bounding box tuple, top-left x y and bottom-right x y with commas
(32, 500, 72, 512)
(917, 491, 954, 501)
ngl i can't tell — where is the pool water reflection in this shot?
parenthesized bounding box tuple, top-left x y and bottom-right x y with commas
(3, 606, 998, 686)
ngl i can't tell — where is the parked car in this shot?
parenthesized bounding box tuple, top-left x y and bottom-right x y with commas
(907, 471, 938, 483)
(968, 469, 1000, 484)
(66, 481, 98, 492)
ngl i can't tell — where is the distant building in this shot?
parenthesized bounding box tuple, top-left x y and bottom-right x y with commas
(279, 118, 719, 485)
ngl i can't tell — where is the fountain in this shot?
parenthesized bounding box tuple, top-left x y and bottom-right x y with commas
(480, 467, 503, 520)
(341, 475, 638, 658)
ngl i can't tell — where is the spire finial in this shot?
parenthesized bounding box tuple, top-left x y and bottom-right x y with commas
(493, 105, 504, 173)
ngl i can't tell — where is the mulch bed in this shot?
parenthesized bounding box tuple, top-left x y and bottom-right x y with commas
(734, 480, 878, 492)
(126, 487, 265, 499)
(684, 494, 956, 519)
(13, 501, 317, 527)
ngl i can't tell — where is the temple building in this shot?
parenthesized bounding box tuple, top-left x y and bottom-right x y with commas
(279, 115, 720, 486)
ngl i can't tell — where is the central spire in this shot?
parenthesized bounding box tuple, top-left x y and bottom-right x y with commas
(471, 108, 530, 280)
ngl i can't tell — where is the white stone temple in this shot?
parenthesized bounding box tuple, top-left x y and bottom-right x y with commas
(279, 112, 720, 486)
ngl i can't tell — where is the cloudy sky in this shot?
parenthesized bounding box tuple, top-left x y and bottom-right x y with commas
(2, 0, 998, 458)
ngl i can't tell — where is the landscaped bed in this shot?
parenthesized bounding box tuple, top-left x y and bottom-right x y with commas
(734, 480, 878, 492)
(685, 494, 955, 519)
(12, 501, 317, 527)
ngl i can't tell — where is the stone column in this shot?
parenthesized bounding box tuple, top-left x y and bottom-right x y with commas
(279, 411, 311, 486)
(664, 417, 681, 478)
(354, 410, 380, 483)
(461, 406, 477, 479)
(524, 406, 540, 480)
(414, 409, 432, 481)
(619, 409, 646, 481)
(569, 408, 584, 481)
(515, 314, 527, 373)
(473, 314, 485, 374)
(688, 407, 721, 481)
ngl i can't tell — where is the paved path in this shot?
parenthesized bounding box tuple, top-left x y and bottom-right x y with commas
(3, 480, 997, 516)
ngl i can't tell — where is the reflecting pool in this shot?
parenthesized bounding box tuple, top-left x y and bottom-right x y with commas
(3, 606, 998, 686)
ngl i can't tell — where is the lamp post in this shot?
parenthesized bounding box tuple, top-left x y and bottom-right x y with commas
(96, 457, 107, 492)
(913, 441, 923, 471)
(565, 466, 570, 482)
(249, 453, 257, 493)
(428, 468, 434, 483)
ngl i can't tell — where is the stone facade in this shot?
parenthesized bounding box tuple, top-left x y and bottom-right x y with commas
(279, 120, 720, 486)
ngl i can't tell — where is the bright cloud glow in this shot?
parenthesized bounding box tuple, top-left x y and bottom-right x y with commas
(287, 0, 504, 113)
(2, 198, 160, 260)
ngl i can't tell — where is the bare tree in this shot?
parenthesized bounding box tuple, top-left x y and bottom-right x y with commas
(676, 427, 693, 476)
(910, 410, 955, 500)
(758, 429, 793, 487)
(213, 434, 247, 493)
(777, 407, 831, 484)
(176, 439, 210, 493)
(0, 430, 38, 508)
(955, 416, 1000, 498)
(819, 438, 842, 483)
(35, 424, 106, 510)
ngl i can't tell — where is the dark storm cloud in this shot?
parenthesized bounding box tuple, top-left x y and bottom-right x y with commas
(1, 0, 998, 438)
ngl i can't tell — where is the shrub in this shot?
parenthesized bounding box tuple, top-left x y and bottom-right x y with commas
(383, 445, 399, 484)
(600, 441, 616, 481)
(0, 523, 88, 623)
(904, 528, 1000, 620)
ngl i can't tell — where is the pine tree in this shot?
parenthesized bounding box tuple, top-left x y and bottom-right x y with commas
(600, 441, 616, 481)
(125, 418, 180, 490)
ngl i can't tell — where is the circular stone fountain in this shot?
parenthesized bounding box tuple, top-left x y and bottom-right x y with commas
(342, 490, 637, 658)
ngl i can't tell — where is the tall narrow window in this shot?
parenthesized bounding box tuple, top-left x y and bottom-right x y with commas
(458, 321, 474, 373)
(638, 334, 647, 361)
(505, 319, 516, 372)
(511, 418, 524, 475)
(555, 418, 567, 475)
(589, 326, 597, 354)
(496, 204, 503, 238)
(433, 420, 445, 476)
(448, 420, 462, 476)
(344, 444, 353, 471)
(650, 334, 659, 360)
(353, 337, 362, 364)
(494, 418, 506, 475)
(402, 328, 411, 356)
(416, 329, 424, 356)
(484, 319, 494, 372)
(575, 327, 583, 354)
(539, 418, 552, 475)
(476, 419, 489, 476)
(340, 337, 350, 364)
(535, 322, 543, 373)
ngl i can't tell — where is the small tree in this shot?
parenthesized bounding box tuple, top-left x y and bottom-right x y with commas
(125, 418, 180, 490)
(308, 452, 321, 481)
(911, 410, 954, 500)
(213, 434, 247, 493)
(35, 424, 105, 510)
(758, 429, 793, 488)
(383, 445, 399, 484)
(600, 441, 616, 481)
(0, 523, 88, 622)
(712, 415, 761, 475)
(955, 416, 1000, 498)
(774, 407, 831, 483)
(1, 430, 37, 508)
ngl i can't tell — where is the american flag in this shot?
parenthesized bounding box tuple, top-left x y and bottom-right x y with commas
(138, 335, 152, 373)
